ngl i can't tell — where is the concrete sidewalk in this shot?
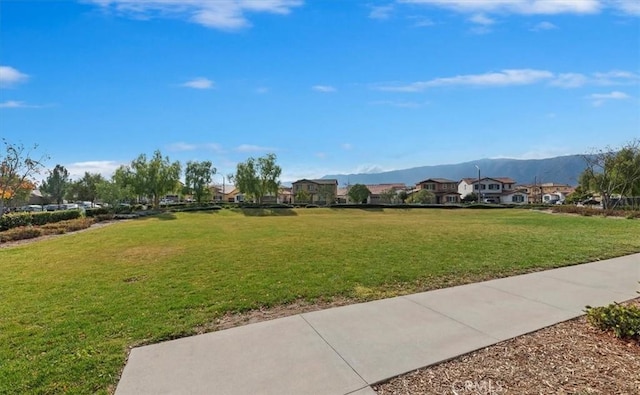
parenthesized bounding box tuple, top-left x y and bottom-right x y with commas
(116, 254, 639, 395)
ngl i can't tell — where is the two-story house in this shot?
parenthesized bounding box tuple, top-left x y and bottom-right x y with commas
(291, 179, 338, 204)
(415, 178, 461, 204)
(458, 177, 528, 204)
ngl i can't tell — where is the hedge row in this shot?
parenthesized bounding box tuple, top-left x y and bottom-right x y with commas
(0, 210, 82, 231)
(551, 205, 640, 219)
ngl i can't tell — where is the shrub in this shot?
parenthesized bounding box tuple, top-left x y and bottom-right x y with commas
(585, 302, 640, 340)
(85, 207, 110, 217)
(41, 218, 94, 234)
(0, 210, 82, 231)
(0, 226, 42, 243)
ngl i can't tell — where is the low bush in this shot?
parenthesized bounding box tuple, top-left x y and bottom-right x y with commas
(0, 210, 82, 231)
(552, 205, 640, 218)
(0, 226, 42, 243)
(41, 218, 95, 234)
(0, 217, 95, 243)
(585, 302, 640, 340)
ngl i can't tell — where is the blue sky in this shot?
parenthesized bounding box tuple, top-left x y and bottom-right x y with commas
(1, 0, 639, 183)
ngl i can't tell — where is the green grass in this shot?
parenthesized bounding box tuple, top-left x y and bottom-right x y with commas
(1, 208, 639, 393)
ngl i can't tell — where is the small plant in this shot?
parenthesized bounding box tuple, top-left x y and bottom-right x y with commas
(585, 301, 640, 340)
(0, 226, 42, 243)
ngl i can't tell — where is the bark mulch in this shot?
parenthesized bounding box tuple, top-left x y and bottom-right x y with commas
(374, 298, 640, 395)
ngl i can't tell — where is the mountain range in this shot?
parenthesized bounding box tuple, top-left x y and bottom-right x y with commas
(322, 155, 588, 187)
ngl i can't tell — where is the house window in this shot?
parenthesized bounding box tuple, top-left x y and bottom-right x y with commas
(446, 196, 457, 202)
(488, 184, 500, 190)
(513, 195, 524, 203)
(424, 184, 435, 190)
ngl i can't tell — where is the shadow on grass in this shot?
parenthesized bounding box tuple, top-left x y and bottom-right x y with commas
(330, 207, 384, 212)
(233, 208, 298, 217)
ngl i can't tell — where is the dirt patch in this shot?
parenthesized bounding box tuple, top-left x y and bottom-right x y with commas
(374, 298, 640, 395)
(194, 297, 357, 333)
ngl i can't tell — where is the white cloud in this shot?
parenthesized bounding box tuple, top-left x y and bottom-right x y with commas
(609, 0, 640, 15)
(587, 90, 631, 106)
(374, 69, 639, 92)
(399, 0, 602, 15)
(65, 160, 124, 180)
(531, 21, 558, 31)
(376, 69, 554, 91)
(86, 0, 302, 30)
(0, 66, 29, 87)
(167, 142, 224, 152)
(469, 13, 495, 25)
(354, 164, 385, 174)
(0, 100, 51, 109)
(341, 143, 353, 150)
(181, 77, 214, 89)
(369, 5, 393, 19)
(549, 73, 588, 88)
(0, 100, 25, 108)
(592, 70, 640, 85)
(312, 85, 337, 93)
(315, 152, 327, 159)
(235, 144, 277, 153)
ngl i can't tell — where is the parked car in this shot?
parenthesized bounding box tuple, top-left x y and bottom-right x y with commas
(20, 205, 44, 212)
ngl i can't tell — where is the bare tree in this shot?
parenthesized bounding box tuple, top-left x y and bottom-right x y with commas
(0, 139, 48, 213)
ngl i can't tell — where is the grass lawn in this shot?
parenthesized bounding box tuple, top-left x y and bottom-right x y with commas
(1, 208, 639, 393)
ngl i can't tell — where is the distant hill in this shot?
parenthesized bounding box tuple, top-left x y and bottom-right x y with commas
(322, 155, 588, 187)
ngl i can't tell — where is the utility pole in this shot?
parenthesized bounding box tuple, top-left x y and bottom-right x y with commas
(475, 165, 481, 203)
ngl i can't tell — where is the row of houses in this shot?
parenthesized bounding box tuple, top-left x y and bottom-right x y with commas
(21, 177, 574, 207)
(288, 177, 575, 205)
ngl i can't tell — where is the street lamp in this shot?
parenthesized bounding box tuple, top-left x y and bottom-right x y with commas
(475, 165, 481, 203)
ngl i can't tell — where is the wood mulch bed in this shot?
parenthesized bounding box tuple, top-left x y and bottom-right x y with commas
(374, 298, 640, 395)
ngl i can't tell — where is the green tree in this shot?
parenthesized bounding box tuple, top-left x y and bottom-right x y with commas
(96, 180, 133, 211)
(234, 153, 282, 204)
(66, 172, 104, 203)
(398, 190, 408, 203)
(295, 189, 311, 204)
(116, 150, 182, 208)
(317, 184, 336, 205)
(41, 164, 70, 206)
(461, 192, 478, 204)
(185, 160, 216, 203)
(407, 189, 435, 204)
(348, 184, 371, 204)
(379, 188, 397, 204)
(580, 140, 640, 209)
(0, 139, 47, 212)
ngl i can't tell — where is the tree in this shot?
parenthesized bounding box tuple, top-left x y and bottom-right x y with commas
(398, 190, 408, 203)
(234, 153, 282, 204)
(96, 179, 133, 211)
(185, 160, 216, 203)
(379, 188, 397, 204)
(407, 189, 435, 204)
(41, 164, 70, 206)
(295, 189, 311, 204)
(461, 192, 478, 204)
(579, 140, 640, 209)
(317, 184, 336, 205)
(348, 184, 371, 204)
(0, 139, 47, 212)
(116, 150, 182, 208)
(66, 172, 104, 203)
